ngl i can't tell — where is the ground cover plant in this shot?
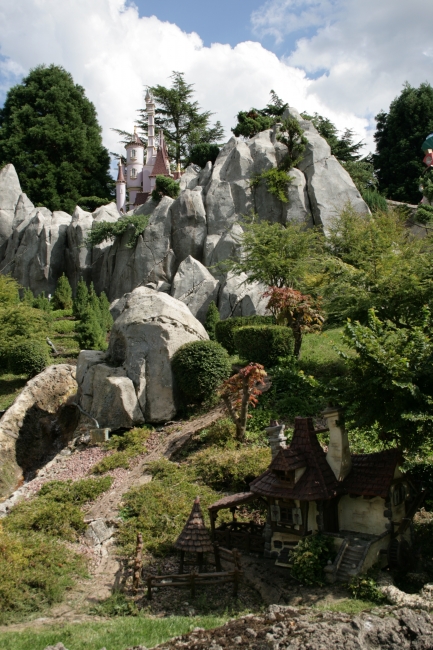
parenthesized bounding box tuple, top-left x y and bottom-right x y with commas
(91, 427, 152, 474)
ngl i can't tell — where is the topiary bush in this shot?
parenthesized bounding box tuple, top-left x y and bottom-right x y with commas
(234, 325, 293, 367)
(215, 315, 275, 354)
(172, 340, 231, 403)
(8, 339, 50, 377)
(204, 301, 220, 341)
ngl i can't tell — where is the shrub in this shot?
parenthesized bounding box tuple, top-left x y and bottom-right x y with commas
(105, 427, 151, 455)
(198, 418, 236, 447)
(99, 290, 113, 331)
(91, 451, 131, 474)
(4, 500, 86, 541)
(250, 168, 293, 203)
(75, 306, 107, 350)
(86, 213, 151, 248)
(151, 175, 180, 203)
(33, 291, 52, 311)
(215, 315, 275, 354)
(52, 273, 73, 310)
(0, 275, 20, 306)
(416, 203, 433, 224)
(77, 196, 111, 212)
(189, 446, 271, 491)
(204, 301, 220, 341)
(73, 278, 89, 319)
(289, 534, 336, 586)
(172, 340, 231, 403)
(8, 339, 50, 377)
(361, 188, 388, 213)
(349, 571, 387, 604)
(38, 476, 113, 505)
(187, 143, 220, 168)
(234, 325, 293, 367)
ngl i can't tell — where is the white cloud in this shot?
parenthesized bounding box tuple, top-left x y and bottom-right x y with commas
(0, 0, 369, 164)
(251, 0, 337, 43)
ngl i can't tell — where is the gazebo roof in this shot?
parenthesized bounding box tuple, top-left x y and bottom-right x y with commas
(174, 497, 213, 553)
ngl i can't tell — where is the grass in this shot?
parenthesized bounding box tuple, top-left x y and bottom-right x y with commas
(0, 615, 227, 650)
(0, 372, 27, 410)
(298, 327, 354, 379)
(315, 599, 378, 615)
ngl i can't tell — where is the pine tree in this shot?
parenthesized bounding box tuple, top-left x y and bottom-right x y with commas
(99, 291, 113, 332)
(21, 288, 35, 306)
(73, 278, 89, 320)
(204, 301, 220, 341)
(52, 273, 73, 310)
(0, 65, 114, 213)
(75, 306, 107, 351)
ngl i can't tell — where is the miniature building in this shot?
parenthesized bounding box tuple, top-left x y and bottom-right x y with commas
(174, 496, 214, 573)
(116, 90, 175, 212)
(209, 411, 424, 582)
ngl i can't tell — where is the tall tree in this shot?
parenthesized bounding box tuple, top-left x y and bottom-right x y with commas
(0, 65, 114, 214)
(373, 82, 433, 204)
(137, 72, 224, 166)
(232, 90, 288, 139)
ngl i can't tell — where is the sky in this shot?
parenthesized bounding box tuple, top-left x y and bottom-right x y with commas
(0, 0, 432, 164)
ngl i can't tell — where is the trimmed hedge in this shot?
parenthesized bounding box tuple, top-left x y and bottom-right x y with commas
(215, 315, 275, 354)
(8, 339, 50, 377)
(233, 325, 293, 367)
(172, 340, 231, 403)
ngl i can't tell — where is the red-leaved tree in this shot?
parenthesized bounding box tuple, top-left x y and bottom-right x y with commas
(219, 363, 268, 442)
(264, 286, 324, 358)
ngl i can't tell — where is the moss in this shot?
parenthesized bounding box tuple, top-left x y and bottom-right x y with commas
(91, 451, 131, 474)
(188, 445, 271, 491)
(38, 476, 113, 504)
(4, 499, 86, 541)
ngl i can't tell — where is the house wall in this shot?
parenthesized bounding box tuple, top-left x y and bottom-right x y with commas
(363, 533, 390, 572)
(308, 500, 318, 533)
(338, 495, 387, 535)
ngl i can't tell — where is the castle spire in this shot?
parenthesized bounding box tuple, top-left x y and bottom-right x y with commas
(116, 159, 125, 183)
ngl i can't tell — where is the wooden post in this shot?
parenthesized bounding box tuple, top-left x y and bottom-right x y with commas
(233, 568, 239, 597)
(214, 542, 222, 572)
(210, 510, 216, 540)
(133, 532, 143, 592)
(197, 551, 203, 573)
(179, 550, 185, 575)
(147, 576, 152, 600)
(190, 570, 196, 599)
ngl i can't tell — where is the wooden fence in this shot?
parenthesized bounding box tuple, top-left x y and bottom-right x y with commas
(146, 567, 243, 599)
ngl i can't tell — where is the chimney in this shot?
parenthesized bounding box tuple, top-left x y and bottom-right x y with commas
(265, 420, 287, 460)
(322, 407, 352, 481)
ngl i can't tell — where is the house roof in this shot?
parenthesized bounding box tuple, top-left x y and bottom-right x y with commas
(250, 417, 340, 502)
(125, 130, 144, 148)
(174, 497, 214, 553)
(134, 192, 150, 206)
(150, 132, 171, 177)
(250, 417, 403, 502)
(116, 163, 125, 183)
(208, 492, 258, 513)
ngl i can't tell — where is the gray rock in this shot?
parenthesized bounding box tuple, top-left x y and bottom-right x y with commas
(171, 256, 219, 322)
(204, 223, 243, 274)
(284, 167, 313, 226)
(65, 206, 93, 291)
(85, 519, 114, 545)
(198, 161, 213, 189)
(218, 272, 268, 319)
(171, 188, 207, 267)
(0, 164, 22, 246)
(179, 164, 200, 191)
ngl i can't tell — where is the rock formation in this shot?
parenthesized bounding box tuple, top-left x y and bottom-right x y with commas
(0, 364, 78, 499)
(76, 287, 208, 426)
(0, 110, 369, 318)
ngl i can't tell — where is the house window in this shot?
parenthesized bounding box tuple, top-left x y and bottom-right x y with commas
(130, 168, 137, 179)
(391, 483, 407, 506)
(271, 504, 302, 526)
(131, 149, 137, 160)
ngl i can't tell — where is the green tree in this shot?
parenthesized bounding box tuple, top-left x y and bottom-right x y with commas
(277, 118, 308, 170)
(186, 143, 220, 168)
(88, 282, 102, 321)
(204, 301, 220, 341)
(73, 278, 89, 320)
(151, 175, 180, 203)
(301, 112, 364, 162)
(75, 306, 107, 351)
(99, 292, 113, 332)
(0, 65, 114, 213)
(232, 90, 288, 139)
(138, 72, 224, 166)
(0, 275, 20, 306)
(373, 82, 433, 203)
(52, 273, 73, 310)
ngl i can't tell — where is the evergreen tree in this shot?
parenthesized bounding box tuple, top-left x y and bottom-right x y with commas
(88, 282, 102, 321)
(52, 273, 73, 310)
(0, 65, 114, 213)
(301, 113, 364, 162)
(32, 292, 52, 311)
(204, 301, 220, 341)
(232, 90, 288, 139)
(373, 82, 433, 203)
(99, 291, 113, 332)
(138, 72, 224, 165)
(21, 288, 35, 306)
(73, 278, 89, 320)
(75, 307, 107, 351)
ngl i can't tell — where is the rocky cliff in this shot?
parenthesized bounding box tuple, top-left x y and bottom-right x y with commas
(0, 107, 368, 320)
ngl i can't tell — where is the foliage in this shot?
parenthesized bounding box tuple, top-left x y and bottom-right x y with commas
(0, 64, 113, 213)
(277, 117, 308, 171)
(0, 275, 20, 306)
(86, 212, 151, 248)
(151, 174, 181, 203)
(203, 301, 220, 341)
(52, 273, 73, 310)
(0, 528, 85, 624)
(77, 196, 111, 212)
(189, 445, 271, 491)
(215, 315, 275, 355)
(289, 534, 336, 586)
(348, 570, 387, 604)
(118, 459, 220, 556)
(75, 306, 107, 351)
(4, 499, 86, 541)
(412, 510, 433, 577)
(321, 205, 433, 325)
(250, 168, 293, 203)
(142, 72, 224, 165)
(301, 112, 364, 162)
(104, 426, 151, 455)
(187, 143, 220, 168)
(219, 363, 268, 442)
(91, 590, 139, 617)
(416, 203, 433, 224)
(231, 90, 287, 138)
(198, 418, 237, 448)
(91, 451, 131, 474)
(7, 339, 50, 377)
(361, 188, 389, 213)
(373, 82, 433, 203)
(32, 291, 52, 311)
(420, 170, 433, 204)
(233, 325, 293, 367)
(264, 286, 324, 357)
(73, 278, 89, 319)
(226, 218, 324, 291)
(38, 476, 113, 505)
(341, 159, 377, 194)
(172, 340, 232, 403)
(334, 309, 433, 451)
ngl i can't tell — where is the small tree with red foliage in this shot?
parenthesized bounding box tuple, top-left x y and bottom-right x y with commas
(219, 363, 268, 442)
(264, 286, 324, 358)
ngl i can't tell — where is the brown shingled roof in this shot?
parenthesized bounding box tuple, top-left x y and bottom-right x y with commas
(343, 449, 402, 498)
(270, 448, 306, 473)
(174, 497, 213, 553)
(208, 492, 257, 512)
(116, 163, 125, 183)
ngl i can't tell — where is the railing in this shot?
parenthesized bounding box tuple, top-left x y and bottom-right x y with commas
(214, 522, 265, 553)
(146, 568, 243, 599)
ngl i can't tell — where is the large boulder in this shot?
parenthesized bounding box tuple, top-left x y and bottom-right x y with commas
(171, 256, 219, 322)
(77, 287, 208, 424)
(0, 365, 78, 499)
(171, 187, 207, 267)
(219, 272, 268, 319)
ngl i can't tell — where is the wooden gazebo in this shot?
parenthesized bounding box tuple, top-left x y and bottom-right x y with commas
(174, 497, 213, 573)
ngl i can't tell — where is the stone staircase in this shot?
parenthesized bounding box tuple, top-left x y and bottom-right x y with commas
(335, 541, 367, 582)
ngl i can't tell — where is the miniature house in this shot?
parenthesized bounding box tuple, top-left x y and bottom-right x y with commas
(209, 411, 423, 582)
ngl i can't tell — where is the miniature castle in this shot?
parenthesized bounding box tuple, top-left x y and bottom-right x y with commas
(116, 90, 178, 213)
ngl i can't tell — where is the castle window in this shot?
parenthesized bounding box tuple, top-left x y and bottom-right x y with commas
(131, 149, 137, 160)
(130, 168, 137, 179)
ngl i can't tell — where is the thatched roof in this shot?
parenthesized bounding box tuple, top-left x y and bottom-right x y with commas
(174, 497, 213, 553)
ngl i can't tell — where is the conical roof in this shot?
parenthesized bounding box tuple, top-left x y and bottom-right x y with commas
(116, 161, 125, 183)
(174, 497, 213, 553)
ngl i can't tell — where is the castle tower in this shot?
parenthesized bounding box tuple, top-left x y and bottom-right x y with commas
(115, 160, 126, 213)
(125, 127, 145, 210)
(142, 90, 158, 194)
